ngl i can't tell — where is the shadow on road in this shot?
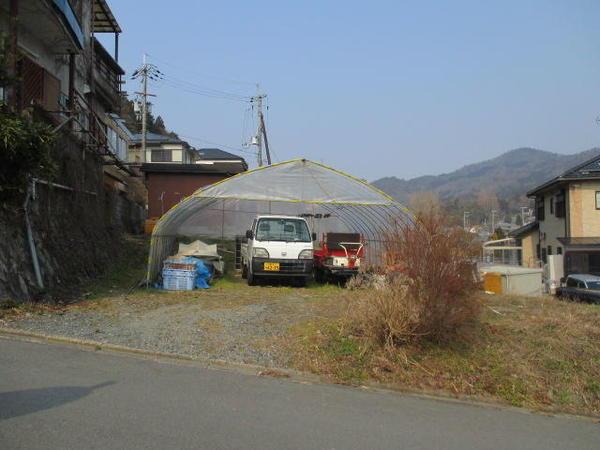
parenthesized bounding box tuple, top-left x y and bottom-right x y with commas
(0, 381, 115, 420)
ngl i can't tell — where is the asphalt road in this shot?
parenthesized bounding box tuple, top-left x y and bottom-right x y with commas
(0, 337, 598, 450)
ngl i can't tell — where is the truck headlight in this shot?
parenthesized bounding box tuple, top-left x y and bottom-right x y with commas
(253, 247, 269, 258)
(298, 249, 313, 260)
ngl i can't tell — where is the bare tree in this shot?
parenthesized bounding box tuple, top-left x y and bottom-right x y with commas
(476, 189, 500, 212)
(409, 191, 442, 217)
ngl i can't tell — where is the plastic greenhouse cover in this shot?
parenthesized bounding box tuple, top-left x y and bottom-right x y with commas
(194, 159, 398, 205)
(147, 159, 412, 281)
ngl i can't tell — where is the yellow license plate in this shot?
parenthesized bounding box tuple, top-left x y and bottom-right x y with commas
(264, 262, 280, 271)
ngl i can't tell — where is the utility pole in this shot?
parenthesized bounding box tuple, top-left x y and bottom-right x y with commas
(141, 54, 148, 162)
(520, 206, 531, 225)
(251, 89, 269, 166)
(491, 209, 497, 235)
(132, 54, 160, 163)
(259, 107, 271, 165)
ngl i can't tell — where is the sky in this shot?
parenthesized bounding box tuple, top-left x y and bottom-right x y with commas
(99, 0, 600, 181)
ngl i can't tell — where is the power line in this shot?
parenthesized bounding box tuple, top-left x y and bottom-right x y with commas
(159, 74, 251, 101)
(154, 77, 251, 103)
(137, 54, 272, 159)
(145, 53, 256, 88)
(177, 133, 257, 156)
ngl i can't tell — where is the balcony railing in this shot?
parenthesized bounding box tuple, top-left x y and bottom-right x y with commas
(93, 38, 124, 110)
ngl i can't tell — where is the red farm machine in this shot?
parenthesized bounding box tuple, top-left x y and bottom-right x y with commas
(313, 232, 365, 283)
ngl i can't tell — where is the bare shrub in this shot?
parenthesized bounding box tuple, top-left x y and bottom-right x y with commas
(346, 272, 387, 291)
(348, 211, 481, 346)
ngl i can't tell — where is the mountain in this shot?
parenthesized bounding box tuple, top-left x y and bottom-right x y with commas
(372, 147, 600, 208)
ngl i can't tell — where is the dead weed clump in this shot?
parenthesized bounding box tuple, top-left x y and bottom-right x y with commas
(348, 212, 481, 346)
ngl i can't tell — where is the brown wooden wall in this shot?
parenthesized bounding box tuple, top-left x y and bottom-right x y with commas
(145, 173, 229, 218)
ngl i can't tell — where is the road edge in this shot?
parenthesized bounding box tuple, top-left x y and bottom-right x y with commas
(1, 326, 598, 424)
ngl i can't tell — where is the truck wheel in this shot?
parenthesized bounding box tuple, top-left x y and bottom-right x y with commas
(293, 277, 307, 288)
(242, 264, 248, 279)
(314, 268, 324, 284)
(247, 270, 256, 286)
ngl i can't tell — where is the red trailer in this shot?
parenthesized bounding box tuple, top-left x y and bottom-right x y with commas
(313, 232, 365, 282)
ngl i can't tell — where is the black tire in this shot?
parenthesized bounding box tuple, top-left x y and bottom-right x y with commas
(293, 277, 307, 288)
(247, 270, 257, 286)
(241, 264, 248, 279)
(314, 268, 325, 284)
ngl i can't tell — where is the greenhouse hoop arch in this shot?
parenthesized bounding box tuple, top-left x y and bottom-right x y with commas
(147, 158, 413, 282)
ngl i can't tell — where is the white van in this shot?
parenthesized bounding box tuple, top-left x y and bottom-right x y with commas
(241, 215, 315, 286)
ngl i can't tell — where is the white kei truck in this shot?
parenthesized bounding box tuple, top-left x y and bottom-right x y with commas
(241, 215, 316, 286)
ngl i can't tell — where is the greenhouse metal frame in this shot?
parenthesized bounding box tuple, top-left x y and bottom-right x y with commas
(147, 159, 412, 282)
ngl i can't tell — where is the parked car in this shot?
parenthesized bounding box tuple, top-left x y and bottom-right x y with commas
(556, 274, 600, 304)
(313, 232, 364, 283)
(241, 215, 316, 286)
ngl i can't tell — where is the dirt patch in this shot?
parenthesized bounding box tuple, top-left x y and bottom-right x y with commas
(1, 277, 344, 367)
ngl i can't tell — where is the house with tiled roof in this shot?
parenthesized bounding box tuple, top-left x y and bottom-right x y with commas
(128, 132, 197, 164)
(525, 152, 600, 275)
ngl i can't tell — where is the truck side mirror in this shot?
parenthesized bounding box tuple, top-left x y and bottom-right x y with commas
(246, 229, 253, 239)
(311, 232, 317, 241)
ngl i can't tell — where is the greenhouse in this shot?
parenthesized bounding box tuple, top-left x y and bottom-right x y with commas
(147, 159, 412, 282)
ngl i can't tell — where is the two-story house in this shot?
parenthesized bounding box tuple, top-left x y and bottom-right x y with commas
(128, 132, 197, 164)
(524, 152, 600, 275)
(1, 0, 145, 230)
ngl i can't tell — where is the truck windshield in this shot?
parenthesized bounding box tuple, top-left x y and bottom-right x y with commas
(256, 218, 311, 242)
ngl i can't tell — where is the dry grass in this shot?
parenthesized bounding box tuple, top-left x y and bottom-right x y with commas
(349, 212, 481, 347)
(286, 293, 600, 417)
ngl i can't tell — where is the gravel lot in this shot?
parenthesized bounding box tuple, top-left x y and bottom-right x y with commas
(1, 279, 343, 367)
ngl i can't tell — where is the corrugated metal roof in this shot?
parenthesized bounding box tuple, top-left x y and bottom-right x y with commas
(93, 0, 121, 33)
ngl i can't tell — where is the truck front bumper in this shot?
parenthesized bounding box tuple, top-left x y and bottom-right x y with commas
(252, 258, 313, 277)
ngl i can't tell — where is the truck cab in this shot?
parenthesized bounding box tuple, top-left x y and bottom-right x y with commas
(241, 215, 315, 286)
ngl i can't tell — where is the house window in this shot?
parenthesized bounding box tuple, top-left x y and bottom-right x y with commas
(596, 192, 600, 210)
(550, 197, 554, 214)
(541, 247, 547, 263)
(557, 247, 562, 255)
(547, 245, 553, 256)
(536, 196, 545, 221)
(536, 244, 541, 259)
(151, 149, 172, 162)
(555, 190, 565, 218)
